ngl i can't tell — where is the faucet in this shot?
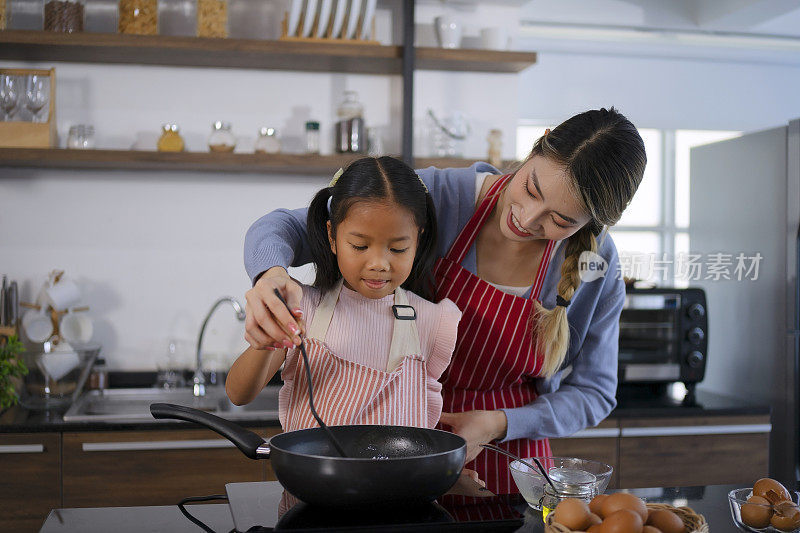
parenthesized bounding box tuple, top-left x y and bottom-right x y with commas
(193, 297, 246, 397)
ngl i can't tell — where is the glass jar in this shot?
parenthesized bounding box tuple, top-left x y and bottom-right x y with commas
(67, 124, 95, 149)
(540, 468, 598, 523)
(86, 357, 108, 392)
(335, 90, 365, 153)
(43, 0, 83, 32)
(158, 0, 195, 36)
(0, 0, 8, 29)
(118, 0, 157, 34)
(254, 127, 281, 154)
(305, 120, 320, 154)
(157, 124, 184, 152)
(196, 0, 227, 37)
(84, 0, 117, 33)
(208, 121, 236, 152)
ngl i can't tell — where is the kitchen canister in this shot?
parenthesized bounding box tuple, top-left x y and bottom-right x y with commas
(44, 0, 84, 32)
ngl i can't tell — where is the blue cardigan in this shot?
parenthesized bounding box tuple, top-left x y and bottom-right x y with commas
(244, 162, 624, 441)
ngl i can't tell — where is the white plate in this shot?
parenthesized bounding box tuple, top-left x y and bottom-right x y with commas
(345, 0, 361, 39)
(316, 0, 333, 38)
(302, 0, 318, 37)
(329, 0, 347, 39)
(287, 0, 303, 36)
(360, 0, 376, 40)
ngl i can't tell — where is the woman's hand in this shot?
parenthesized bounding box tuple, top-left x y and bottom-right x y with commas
(445, 468, 492, 497)
(439, 410, 508, 464)
(244, 266, 305, 350)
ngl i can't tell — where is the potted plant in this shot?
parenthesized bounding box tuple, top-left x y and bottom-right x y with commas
(0, 335, 27, 413)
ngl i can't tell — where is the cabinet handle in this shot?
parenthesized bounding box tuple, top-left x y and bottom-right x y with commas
(569, 428, 620, 438)
(621, 424, 772, 437)
(82, 439, 235, 452)
(0, 444, 45, 454)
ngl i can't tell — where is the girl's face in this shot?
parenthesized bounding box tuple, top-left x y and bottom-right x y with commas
(497, 155, 592, 242)
(327, 200, 420, 299)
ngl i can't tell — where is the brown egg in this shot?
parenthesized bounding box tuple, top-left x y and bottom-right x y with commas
(642, 527, 663, 533)
(553, 497, 593, 531)
(588, 525, 603, 533)
(741, 495, 774, 528)
(753, 478, 792, 501)
(601, 492, 649, 523)
(588, 512, 603, 526)
(770, 501, 800, 532)
(646, 509, 686, 533)
(600, 509, 644, 533)
(591, 494, 610, 517)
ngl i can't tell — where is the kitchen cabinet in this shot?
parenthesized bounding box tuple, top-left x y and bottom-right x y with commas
(618, 414, 770, 488)
(549, 419, 620, 489)
(62, 426, 280, 508)
(0, 432, 61, 533)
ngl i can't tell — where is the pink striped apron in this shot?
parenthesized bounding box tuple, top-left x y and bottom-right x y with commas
(282, 280, 429, 431)
(435, 173, 555, 496)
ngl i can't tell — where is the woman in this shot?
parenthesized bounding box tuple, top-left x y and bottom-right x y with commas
(242, 108, 646, 496)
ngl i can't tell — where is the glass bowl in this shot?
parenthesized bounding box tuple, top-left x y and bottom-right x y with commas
(729, 488, 800, 532)
(509, 456, 613, 510)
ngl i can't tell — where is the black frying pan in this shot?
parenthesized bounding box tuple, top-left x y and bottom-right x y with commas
(150, 403, 466, 507)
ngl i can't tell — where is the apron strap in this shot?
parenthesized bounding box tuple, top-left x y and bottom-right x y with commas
(306, 279, 422, 373)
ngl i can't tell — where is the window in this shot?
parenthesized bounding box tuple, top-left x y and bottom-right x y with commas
(516, 123, 741, 285)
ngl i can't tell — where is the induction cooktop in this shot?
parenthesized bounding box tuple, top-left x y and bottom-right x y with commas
(224, 481, 534, 532)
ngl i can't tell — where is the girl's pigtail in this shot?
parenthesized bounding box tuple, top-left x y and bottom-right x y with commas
(404, 192, 438, 301)
(307, 187, 341, 293)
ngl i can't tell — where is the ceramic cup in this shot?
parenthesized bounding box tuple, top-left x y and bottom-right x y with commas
(45, 278, 81, 310)
(22, 309, 53, 343)
(434, 15, 462, 49)
(61, 310, 94, 344)
(480, 26, 509, 50)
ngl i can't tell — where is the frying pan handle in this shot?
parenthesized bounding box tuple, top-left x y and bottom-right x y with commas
(150, 403, 268, 460)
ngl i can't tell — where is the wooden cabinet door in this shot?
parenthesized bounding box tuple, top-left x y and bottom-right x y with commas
(63, 426, 280, 508)
(618, 415, 770, 488)
(549, 419, 620, 489)
(0, 432, 61, 533)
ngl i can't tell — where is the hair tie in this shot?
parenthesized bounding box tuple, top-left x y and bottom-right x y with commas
(327, 195, 333, 215)
(544, 128, 551, 136)
(329, 168, 344, 188)
(416, 174, 429, 194)
(556, 295, 571, 308)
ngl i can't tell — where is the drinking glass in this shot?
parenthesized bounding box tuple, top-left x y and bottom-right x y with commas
(0, 74, 19, 120)
(24, 74, 49, 122)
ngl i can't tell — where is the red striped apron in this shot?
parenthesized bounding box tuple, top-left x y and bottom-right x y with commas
(434, 173, 555, 496)
(282, 282, 428, 431)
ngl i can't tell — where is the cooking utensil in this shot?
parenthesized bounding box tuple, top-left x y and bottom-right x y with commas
(150, 403, 466, 507)
(272, 288, 348, 458)
(480, 443, 556, 491)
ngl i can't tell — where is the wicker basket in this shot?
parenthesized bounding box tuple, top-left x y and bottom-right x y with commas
(545, 502, 709, 533)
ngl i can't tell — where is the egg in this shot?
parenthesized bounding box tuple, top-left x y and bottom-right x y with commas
(642, 527, 662, 533)
(600, 509, 644, 533)
(646, 509, 686, 533)
(770, 501, 800, 532)
(553, 497, 593, 531)
(601, 492, 649, 523)
(588, 512, 603, 526)
(753, 478, 792, 502)
(741, 495, 773, 528)
(588, 525, 603, 533)
(591, 494, 610, 517)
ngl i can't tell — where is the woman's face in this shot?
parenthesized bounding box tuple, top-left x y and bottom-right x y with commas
(328, 200, 419, 299)
(497, 155, 592, 243)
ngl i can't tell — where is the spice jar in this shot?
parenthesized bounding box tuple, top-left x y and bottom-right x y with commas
(67, 124, 95, 149)
(305, 120, 320, 154)
(157, 124, 185, 152)
(197, 0, 227, 38)
(118, 0, 157, 34)
(158, 0, 195, 36)
(254, 127, 281, 154)
(487, 129, 502, 168)
(44, 0, 84, 32)
(87, 357, 108, 392)
(208, 121, 236, 152)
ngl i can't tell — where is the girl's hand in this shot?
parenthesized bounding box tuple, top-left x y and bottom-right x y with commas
(445, 468, 492, 497)
(439, 410, 508, 464)
(245, 266, 305, 350)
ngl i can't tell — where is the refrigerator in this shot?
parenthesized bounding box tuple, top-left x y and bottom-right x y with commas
(689, 119, 799, 481)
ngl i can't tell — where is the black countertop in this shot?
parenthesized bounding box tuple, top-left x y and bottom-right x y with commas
(0, 387, 768, 434)
(40, 481, 797, 532)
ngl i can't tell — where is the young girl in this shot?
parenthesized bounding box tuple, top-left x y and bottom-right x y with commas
(226, 156, 465, 444)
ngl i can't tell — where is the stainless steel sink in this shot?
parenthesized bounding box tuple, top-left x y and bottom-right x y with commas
(63, 386, 280, 422)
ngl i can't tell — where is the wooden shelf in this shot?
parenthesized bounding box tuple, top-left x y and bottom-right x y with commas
(0, 148, 512, 174)
(0, 31, 536, 73)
